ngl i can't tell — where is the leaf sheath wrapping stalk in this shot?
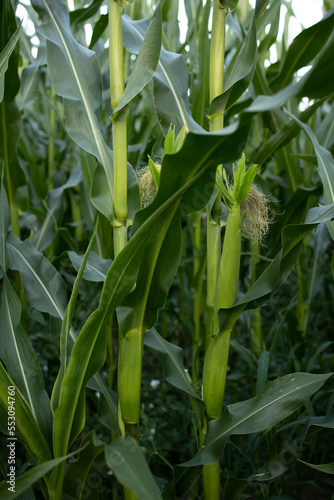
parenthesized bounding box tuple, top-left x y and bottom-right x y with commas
(202, 331, 231, 418)
(118, 329, 143, 424)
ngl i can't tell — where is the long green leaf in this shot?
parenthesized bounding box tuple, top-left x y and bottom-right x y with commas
(298, 460, 334, 475)
(0, 363, 52, 464)
(0, 179, 10, 276)
(181, 372, 332, 466)
(7, 234, 119, 433)
(0, 275, 52, 445)
(105, 437, 162, 500)
(30, 0, 139, 223)
(0, 2, 27, 231)
(209, 17, 257, 118)
(285, 110, 334, 240)
(0, 22, 21, 103)
(68, 250, 112, 282)
(51, 219, 99, 415)
(0, 452, 78, 499)
(114, 2, 162, 114)
(272, 9, 334, 90)
(144, 328, 202, 401)
(122, 15, 203, 134)
(63, 431, 104, 499)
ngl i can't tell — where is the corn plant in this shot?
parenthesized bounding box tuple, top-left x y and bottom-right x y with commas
(1, 0, 334, 499)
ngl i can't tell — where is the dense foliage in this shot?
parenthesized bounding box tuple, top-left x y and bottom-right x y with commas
(0, 0, 334, 499)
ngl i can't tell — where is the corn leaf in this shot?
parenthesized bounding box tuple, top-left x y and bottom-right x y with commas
(68, 250, 112, 282)
(6, 234, 119, 433)
(105, 437, 162, 500)
(0, 179, 10, 276)
(63, 431, 104, 499)
(0, 363, 52, 463)
(144, 329, 201, 400)
(33, 164, 83, 252)
(285, 110, 334, 240)
(209, 17, 257, 118)
(181, 372, 333, 466)
(0, 22, 21, 103)
(114, 2, 162, 114)
(272, 9, 334, 90)
(0, 452, 78, 499)
(30, 0, 139, 223)
(51, 220, 98, 414)
(0, 275, 53, 446)
(252, 99, 325, 165)
(0, 2, 27, 219)
(122, 15, 204, 135)
(298, 460, 334, 475)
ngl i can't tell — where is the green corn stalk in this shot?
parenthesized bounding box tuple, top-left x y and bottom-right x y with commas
(202, 1, 228, 495)
(202, 154, 255, 500)
(109, 0, 128, 257)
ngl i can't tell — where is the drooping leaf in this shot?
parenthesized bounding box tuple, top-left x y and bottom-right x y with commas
(105, 437, 162, 500)
(144, 328, 201, 401)
(298, 460, 334, 475)
(33, 164, 83, 252)
(181, 372, 332, 467)
(246, 31, 334, 112)
(7, 234, 67, 317)
(68, 249, 112, 282)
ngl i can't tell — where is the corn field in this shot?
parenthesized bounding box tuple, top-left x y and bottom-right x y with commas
(0, 0, 334, 498)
